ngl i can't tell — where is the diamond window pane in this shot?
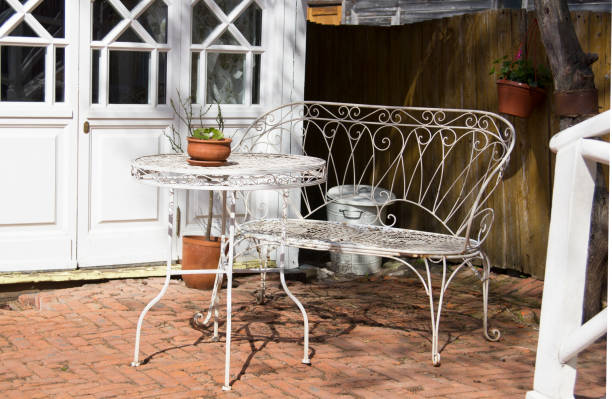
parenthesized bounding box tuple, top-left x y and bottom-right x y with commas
(32, 0, 65, 38)
(207, 52, 245, 104)
(212, 30, 239, 45)
(92, 0, 123, 41)
(117, 26, 144, 43)
(121, 0, 140, 10)
(109, 51, 150, 104)
(234, 2, 261, 46)
(215, 0, 242, 15)
(55, 47, 64, 102)
(8, 21, 37, 37)
(137, 0, 167, 44)
(0, 2, 15, 27)
(192, 1, 219, 44)
(1, 46, 45, 102)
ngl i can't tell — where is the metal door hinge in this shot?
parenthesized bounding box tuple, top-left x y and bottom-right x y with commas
(83, 121, 90, 134)
(176, 206, 181, 237)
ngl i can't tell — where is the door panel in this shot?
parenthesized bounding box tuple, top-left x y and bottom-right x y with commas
(77, 121, 170, 267)
(0, 123, 75, 271)
(0, 132, 57, 224)
(90, 130, 160, 225)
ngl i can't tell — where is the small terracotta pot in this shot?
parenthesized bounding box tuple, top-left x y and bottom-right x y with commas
(187, 137, 232, 162)
(182, 236, 221, 290)
(496, 79, 546, 118)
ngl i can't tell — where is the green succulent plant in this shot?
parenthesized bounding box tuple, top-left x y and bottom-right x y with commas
(490, 55, 552, 88)
(165, 91, 226, 152)
(192, 127, 224, 140)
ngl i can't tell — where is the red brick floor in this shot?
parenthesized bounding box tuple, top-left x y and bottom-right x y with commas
(0, 268, 605, 398)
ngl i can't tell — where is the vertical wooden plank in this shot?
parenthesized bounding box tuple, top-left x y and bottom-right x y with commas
(589, 12, 610, 113)
(483, 9, 515, 272)
(520, 10, 553, 277)
(337, 25, 351, 102)
(600, 14, 610, 112)
(388, 26, 402, 105)
(304, 22, 317, 100)
(377, 27, 391, 106)
(403, 18, 423, 106)
(442, 15, 463, 108)
(462, 13, 478, 109)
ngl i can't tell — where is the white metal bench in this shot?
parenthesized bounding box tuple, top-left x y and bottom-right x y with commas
(234, 102, 516, 365)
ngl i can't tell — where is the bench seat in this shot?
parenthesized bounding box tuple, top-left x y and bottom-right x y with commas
(240, 218, 479, 258)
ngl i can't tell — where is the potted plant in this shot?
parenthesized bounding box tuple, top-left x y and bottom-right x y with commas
(490, 53, 551, 118)
(181, 195, 222, 290)
(165, 94, 228, 289)
(165, 94, 232, 166)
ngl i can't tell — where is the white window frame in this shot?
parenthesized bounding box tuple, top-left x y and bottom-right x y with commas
(0, 0, 73, 117)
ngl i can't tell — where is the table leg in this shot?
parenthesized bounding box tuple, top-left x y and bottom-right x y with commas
(193, 191, 227, 338)
(131, 188, 175, 367)
(222, 190, 236, 391)
(192, 271, 223, 341)
(277, 190, 310, 364)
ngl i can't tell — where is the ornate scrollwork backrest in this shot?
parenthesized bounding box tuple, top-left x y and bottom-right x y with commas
(235, 102, 515, 250)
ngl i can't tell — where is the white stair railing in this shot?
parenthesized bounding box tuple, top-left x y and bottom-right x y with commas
(526, 111, 609, 399)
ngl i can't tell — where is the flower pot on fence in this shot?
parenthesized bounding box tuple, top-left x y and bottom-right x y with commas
(187, 137, 232, 166)
(181, 236, 221, 290)
(496, 79, 546, 118)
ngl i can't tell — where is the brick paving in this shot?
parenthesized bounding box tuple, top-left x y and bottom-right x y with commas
(0, 267, 605, 398)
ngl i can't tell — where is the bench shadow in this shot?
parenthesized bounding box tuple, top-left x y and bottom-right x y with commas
(142, 283, 492, 386)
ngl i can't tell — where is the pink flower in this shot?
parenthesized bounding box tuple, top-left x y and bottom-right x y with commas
(515, 46, 523, 61)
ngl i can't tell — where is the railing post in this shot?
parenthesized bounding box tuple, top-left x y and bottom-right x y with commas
(526, 140, 597, 399)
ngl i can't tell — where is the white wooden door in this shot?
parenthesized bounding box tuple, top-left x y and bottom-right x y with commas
(76, 0, 178, 267)
(0, 0, 306, 271)
(0, 0, 78, 271)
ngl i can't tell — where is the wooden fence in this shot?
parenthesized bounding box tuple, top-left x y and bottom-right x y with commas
(304, 10, 610, 278)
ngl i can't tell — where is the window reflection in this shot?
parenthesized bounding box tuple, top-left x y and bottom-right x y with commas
(55, 47, 64, 102)
(1, 46, 45, 102)
(109, 51, 150, 104)
(158, 52, 167, 105)
(207, 53, 245, 104)
(92, 0, 122, 41)
(92, 49, 100, 104)
(31, 0, 65, 38)
(138, 0, 168, 43)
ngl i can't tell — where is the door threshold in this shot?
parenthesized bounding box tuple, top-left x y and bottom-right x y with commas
(0, 263, 181, 285)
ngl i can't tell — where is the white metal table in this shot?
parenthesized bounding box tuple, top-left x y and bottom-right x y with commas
(129, 152, 326, 390)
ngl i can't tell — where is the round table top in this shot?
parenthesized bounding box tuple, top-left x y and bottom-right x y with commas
(131, 153, 327, 190)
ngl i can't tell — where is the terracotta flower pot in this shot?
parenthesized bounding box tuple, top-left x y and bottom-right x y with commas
(187, 137, 232, 163)
(181, 235, 221, 290)
(496, 79, 546, 118)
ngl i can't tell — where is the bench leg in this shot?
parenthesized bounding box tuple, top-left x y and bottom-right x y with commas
(424, 257, 446, 366)
(279, 269, 310, 364)
(255, 243, 269, 305)
(279, 190, 310, 364)
(481, 252, 501, 342)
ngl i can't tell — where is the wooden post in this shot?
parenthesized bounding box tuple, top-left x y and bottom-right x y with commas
(526, 140, 596, 399)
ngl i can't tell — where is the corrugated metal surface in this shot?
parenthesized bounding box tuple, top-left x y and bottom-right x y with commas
(342, 0, 611, 25)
